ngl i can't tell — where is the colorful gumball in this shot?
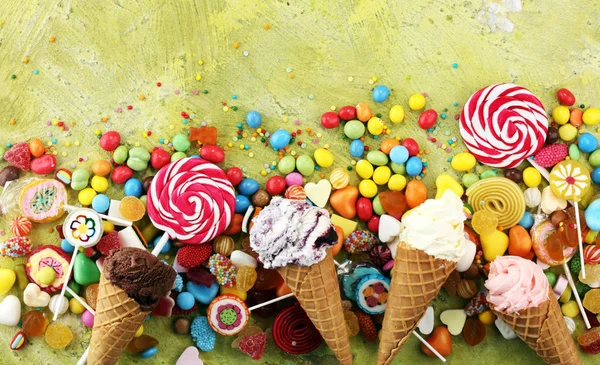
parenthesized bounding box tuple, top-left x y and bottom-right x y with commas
(266, 176, 286, 195)
(338, 106, 356, 121)
(321, 112, 340, 129)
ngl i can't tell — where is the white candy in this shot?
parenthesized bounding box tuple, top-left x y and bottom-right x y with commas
(387, 236, 400, 259)
(440, 309, 467, 336)
(49, 294, 69, 315)
(378, 214, 402, 243)
(417, 306, 434, 335)
(494, 318, 517, 340)
(0, 295, 21, 326)
(230, 250, 257, 269)
(541, 186, 567, 214)
(524, 187, 541, 208)
(563, 316, 576, 334)
(457, 239, 477, 272)
(23, 283, 50, 308)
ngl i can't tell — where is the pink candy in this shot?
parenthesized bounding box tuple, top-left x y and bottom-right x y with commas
(285, 172, 303, 187)
(82, 310, 95, 328)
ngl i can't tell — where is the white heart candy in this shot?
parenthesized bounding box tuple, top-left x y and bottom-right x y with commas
(176, 346, 204, 365)
(304, 180, 332, 208)
(417, 306, 434, 335)
(23, 283, 50, 307)
(456, 240, 476, 272)
(0, 295, 21, 326)
(494, 318, 517, 339)
(378, 214, 402, 243)
(541, 186, 567, 214)
(440, 309, 467, 336)
(387, 236, 400, 259)
(49, 294, 69, 315)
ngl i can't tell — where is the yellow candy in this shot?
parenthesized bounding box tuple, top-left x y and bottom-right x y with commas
(367, 117, 384, 136)
(373, 166, 391, 185)
(552, 106, 571, 125)
(90, 175, 108, 193)
(387, 174, 407, 191)
(408, 93, 426, 110)
(435, 174, 464, 199)
(559, 124, 578, 141)
(523, 167, 542, 188)
(481, 230, 509, 262)
(561, 301, 579, 318)
(103, 221, 115, 233)
(478, 310, 496, 325)
(389, 105, 405, 124)
(359, 179, 378, 198)
(451, 152, 476, 172)
(583, 107, 600, 126)
(135, 325, 144, 338)
(38, 266, 56, 285)
(560, 285, 572, 304)
(78, 187, 97, 206)
(356, 160, 374, 179)
(331, 214, 357, 238)
(314, 148, 334, 168)
(329, 168, 350, 189)
(69, 298, 85, 314)
(0, 268, 16, 295)
(220, 286, 247, 300)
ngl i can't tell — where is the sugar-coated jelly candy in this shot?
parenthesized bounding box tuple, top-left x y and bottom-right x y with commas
(471, 211, 498, 236)
(44, 322, 73, 349)
(378, 191, 406, 215)
(236, 266, 257, 292)
(119, 196, 146, 221)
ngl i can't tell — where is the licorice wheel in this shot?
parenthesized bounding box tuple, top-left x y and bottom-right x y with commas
(272, 304, 323, 355)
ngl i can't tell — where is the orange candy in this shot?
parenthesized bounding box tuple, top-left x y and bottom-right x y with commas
(405, 180, 427, 208)
(422, 326, 452, 357)
(276, 281, 291, 297)
(189, 126, 217, 145)
(380, 138, 400, 154)
(29, 138, 46, 157)
(330, 185, 359, 219)
(379, 191, 407, 215)
(355, 102, 372, 122)
(332, 226, 345, 256)
(223, 213, 244, 235)
(508, 225, 532, 257)
(570, 109, 583, 127)
(92, 160, 112, 177)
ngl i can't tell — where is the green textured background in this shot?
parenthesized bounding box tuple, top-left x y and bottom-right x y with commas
(1, 0, 599, 364)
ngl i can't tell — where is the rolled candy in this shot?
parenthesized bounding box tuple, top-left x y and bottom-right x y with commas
(206, 294, 249, 336)
(19, 179, 67, 223)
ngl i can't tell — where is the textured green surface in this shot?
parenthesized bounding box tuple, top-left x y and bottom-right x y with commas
(1, 0, 599, 364)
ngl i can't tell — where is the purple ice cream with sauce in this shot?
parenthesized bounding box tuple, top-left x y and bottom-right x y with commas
(250, 197, 338, 269)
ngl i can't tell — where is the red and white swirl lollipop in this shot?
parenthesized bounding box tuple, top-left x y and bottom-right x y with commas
(147, 157, 235, 253)
(460, 83, 548, 168)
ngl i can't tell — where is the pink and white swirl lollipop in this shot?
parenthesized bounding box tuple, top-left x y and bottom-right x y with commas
(147, 157, 235, 253)
(460, 83, 548, 168)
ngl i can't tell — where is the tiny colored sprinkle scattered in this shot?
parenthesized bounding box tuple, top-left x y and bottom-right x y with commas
(452, 63, 458, 68)
(49, 36, 55, 42)
(174, 90, 180, 95)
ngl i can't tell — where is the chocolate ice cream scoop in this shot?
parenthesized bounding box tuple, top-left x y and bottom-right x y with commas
(104, 247, 176, 311)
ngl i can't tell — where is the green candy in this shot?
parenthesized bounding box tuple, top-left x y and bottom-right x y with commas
(544, 271, 557, 287)
(462, 173, 480, 188)
(171, 151, 187, 161)
(568, 144, 580, 161)
(113, 145, 129, 164)
(589, 149, 600, 167)
(71, 168, 90, 191)
(73, 252, 100, 286)
(372, 194, 386, 215)
(172, 133, 191, 152)
(127, 147, 151, 171)
(576, 281, 591, 296)
(343, 120, 365, 139)
(140, 195, 147, 205)
(278, 155, 296, 174)
(296, 155, 315, 176)
(390, 162, 406, 175)
(13, 264, 29, 290)
(480, 170, 497, 179)
(570, 251, 581, 276)
(366, 151, 389, 166)
(65, 280, 81, 299)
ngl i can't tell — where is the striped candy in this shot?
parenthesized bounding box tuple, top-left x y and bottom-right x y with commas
(10, 216, 32, 237)
(460, 83, 548, 168)
(147, 158, 235, 245)
(284, 185, 306, 201)
(583, 244, 600, 264)
(329, 168, 350, 190)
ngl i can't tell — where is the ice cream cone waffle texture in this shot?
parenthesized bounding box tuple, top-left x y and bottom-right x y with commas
(377, 242, 456, 365)
(277, 249, 354, 365)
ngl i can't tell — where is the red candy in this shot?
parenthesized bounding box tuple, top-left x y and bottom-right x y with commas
(402, 138, 419, 156)
(320, 112, 340, 129)
(266, 176, 286, 195)
(534, 144, 568, 168)
(418, 109, 438, 130)
(111, 166, 133, 184)
(356, 197, 373, 222)
(30, 155, 56, 175)
(99, 131, 121, 151)
(177, 243, 213, 268)
(150, 148, 171, 170)
(367, 215, 380, 233)
(201, 145, 225, 164)
(226, 167, 243, 186)
(3, 142, 31, 171)
(338, 106, 357, 121)
(96, 231, 120, 255)
(238, 332, 267, 360)
(272, 304, 323, 355)
(557, 88, 576, 106)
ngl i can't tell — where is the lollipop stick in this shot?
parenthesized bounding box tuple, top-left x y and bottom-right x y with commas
(563, 262, 591, 329)
(65, 286, 95, 315)
(414, 331, 446, 362)
(151, 232, 170, 256)
(53, 247, 79, 321)
(64, 204, 132, 226)
(248, 293, 294, 311)
(573, 201, 586, 279)
(77, 347, 89, 365)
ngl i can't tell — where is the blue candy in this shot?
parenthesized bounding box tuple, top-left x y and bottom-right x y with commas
(61, 239, 75, 253)
(585, 199, 600, 231)
(238, 178, 259, 196)
(246, 110, 262, 128)
(176, 292, 195, 311)
(269, 129, 291, 150)
(349, 139, 365, 157)
(405, 156, 423, 176)
(140, 347, 158, 359)
(578, 133, 598, 153)
(91, 194, 110, 213)
(372, 85, 390, 103)
(593, 168, 600, 184)
(152, 235, 171, 253)
(186, 281, 219, 305)
(124, 178, 143, 197)
(235, 194, 250, 214)
(518, 211, 534, 229)
(173, 274, 184, 292)
(191, 316, 216, 352)
(389, 145, 409, 164)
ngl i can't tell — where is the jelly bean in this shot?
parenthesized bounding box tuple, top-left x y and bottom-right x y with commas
(405, 156, 423, 176)
(367, 151, 388, 166)
(30, 155, 56, 175)
(200, 145, 225, 164)
(559, 124, 577, 141)
(504, 168, 523, 184)
(92, 160, 111, 177)
(356, 197, 373, 221)
(246, 110, 262, 128)
(569, 143, 580, 161)
(561, 301, 579, 318)
(177, 292, 195, 311)
(124, 178, 143, 197)
(296, 155, 315, 176)
(71, 168, 90, 191)
(0, 268, 16, 295)
(390, 145, 409, 164)
(355, 102, 372, 122)
(235, 195, 251, 214)
(388, 174, 406, 191)
(409, 94, 426, 110)
(321, 111, 340, 129)
(402, 138, 419, 156)
(590, 149, 600, 167)
(462, 173, 479, 188)
(90, 175, 108, 192)
(389, 105, 404, 123)
(270, 129, 291, 150)
(451, 152, 476, 172)
(29, 138, 46, 157)
(556, 88, 575, 106)
(578, 133, 598, 153)
(81, 310, 95, 328)
(546, 126, 559, 144)
(435, 174, 464, 198)
(479, 170, 496, 179)
(111, 166, 133, 184)
(266, 176, 286, 195)
(518, 211, 534, 229)
(367, 117, 385, 135)
(552, 106, 570, 125)
(113, 145, 128, 164)
(481, 230, 509, 261)
(592, 168, 600, 184)
(91, 194, 110, 213)
(405, 180, 427, 208)
(278, 155, 296, 174)
(69, 297, 85, 314)
(523, 167, 541, 187)
(349, 139, 365, 157)
(99, 131, 121, 151)
(373, 166, 391, 185)
(372, 85, 390, 103)
(570, 109, 583, 127)
(356, 160, 374, 179)
(150, 148, 171, 170)
(583, 107, 600, 125)
(372, 195, 385, 216)
(344, 120, 365, 139)
(226, 167, 244, 186)
(418, 109, 437, 129)
(78, 188, 96, 206)
(508, 225, 532, 257)
(171, 151, 186, 161)
(338, 106, 356, 121)
(127, 147, 151, 171)
(390, 162, 406, 175)
(314, 148, 334, 167)
(478, 310, 496, 326)
(172, 133, 191, 152)
(359, 179, 378, 198)
(61, 239, 74, 253)
(380, 138, 400, 154)
(367, 215, 380, 233)
(239, 178, 260, 196)
(285, 172, 304, 186)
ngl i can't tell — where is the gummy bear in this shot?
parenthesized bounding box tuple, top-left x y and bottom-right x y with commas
(344, 311, 360, 337)
(119, 196, 146, 221)
(236, 266, 258, 292)
(189, 126, 217, 145)
(557, 219, 579, 248)
(463, 318, 486, 346)
(471, 211, 498, 236)
(44, 322, 73, 349)
(378, 191, 406, 216)
(545, 232, 565, 262)
(22, 310, 47, 337)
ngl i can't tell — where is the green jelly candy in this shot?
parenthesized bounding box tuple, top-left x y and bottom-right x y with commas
(172, 133, 191, 152)
(462, 173, 480, 188)
(569, 144, 580, 161)
(13, 264, 29, 290)
(366, 151, 389, 166)
(390, 162, 406, 175)
(589, 149, 600, 167)
(480, 170, 497, 179)
(343, 120, 365, 139)
(296, 155, 315, 176)
(73, 252, 100, 286)
(113, 145, 129, 164)
(278, 155, 296, 174)
(544, 271, 557, 287)
(372, 194, 386, 216)
(127, 147, 151, 172)
(71, 168, 90, 191)
(171, 151, 186, 162)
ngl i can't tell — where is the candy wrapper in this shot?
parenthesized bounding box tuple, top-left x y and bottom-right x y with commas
(0, 178, 68, 223)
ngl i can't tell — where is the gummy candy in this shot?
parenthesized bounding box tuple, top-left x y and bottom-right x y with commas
(579, 265, 600, 290)
(231, 326, 263, 349)
(127, 335, 159, 353)
(119, 196, 146, 221)
(577, 328, 600, 354)
(557, 219, 578, 248)
(463, 318, 486, 346)
(471, 211, 498, 236)
(22, 310, 47, 337)
(238, 332, 267, 360)
(378, 191, 406, 215)
(546, 232, 565, 262)
(85, 283, 99, 310)
(236, 266, 257, 292)
(44, 322, 73, 349)
(583, 289, 600, 314)
(344, 311, 360, 337)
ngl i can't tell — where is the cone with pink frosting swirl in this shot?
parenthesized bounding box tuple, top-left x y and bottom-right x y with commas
(485, 256, 581, 365)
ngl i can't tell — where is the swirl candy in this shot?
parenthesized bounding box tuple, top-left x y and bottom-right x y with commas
(549, 160, 591, 201)
(19, 179, 67, 223)
(207, 294, 250, 336)
(466, 177, 525, 228)
(147, 158, 235, 245)
(460, 83, 548, 168)
(272, 304, 323, 355)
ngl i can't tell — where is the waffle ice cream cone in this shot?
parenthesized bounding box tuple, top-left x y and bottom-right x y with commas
(377, 242, 456, 365)
(88, 273, 150, 365)
(277, 249, 353, 365)
(492, 289, 581, 365)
